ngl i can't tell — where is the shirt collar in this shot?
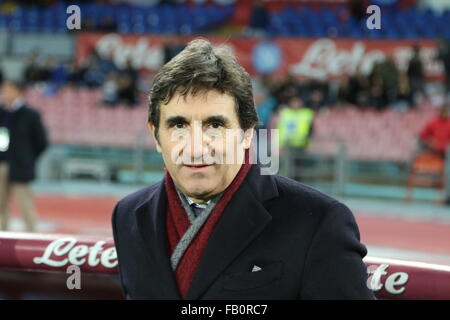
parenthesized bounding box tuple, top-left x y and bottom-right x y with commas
(10, 98, 25, 112)
(185, 196, 210, 209)
(174, 185, 212, 209)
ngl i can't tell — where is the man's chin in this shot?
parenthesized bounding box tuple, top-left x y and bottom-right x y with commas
(182, 185, 217, 200)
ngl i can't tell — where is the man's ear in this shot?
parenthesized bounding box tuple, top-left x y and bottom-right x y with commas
(147, 122, 162, 153)
(242, 127, 255, 149)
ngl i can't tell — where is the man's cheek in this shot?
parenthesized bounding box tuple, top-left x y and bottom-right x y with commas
(208, 140, 227, 164)
(222, 143, 242, 165)
(169, 144, 185, 165)
(155, 139, 163, 153)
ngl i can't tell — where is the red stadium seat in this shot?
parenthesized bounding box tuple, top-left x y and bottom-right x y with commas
(405, 151, 445, 203)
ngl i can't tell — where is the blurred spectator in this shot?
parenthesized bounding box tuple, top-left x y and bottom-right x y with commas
(336, 76, 352, 106)
(118, 59, 139, 106)
(348, 64, 370, 107)
(40, 59, 53, 83)
(393, 72, 413, 111)
(23, 54, 39, 85)
(0, 67, 3, 85)
(23, 53, 47, 86)
(162, 36, 186, 64)
(82, 48, 118, 88)
(380, 56, 399, 107)
(0, 80, 48, 232)
(248, 0, 270, 36)
(407, 45, 425, 104)
(253, 78, 277, 129)
(369, 76, 386, 110)
(260, 74, 278, 98)
(277, 96, 314, 150)
(272, 73, 300, 107)
(307, 77, 329, 110)
(369, 62, 387, 110)
(98, 49, 118, 77)
(252, 77, 277, 165)
(67, 60, 86, 87)
(31, 58, 69, 96)
(419, 102, 450, 205)
(102, 72, 119, 106)
(277, 96, 315, 180)
(83, 64, 103, 88)
(83, 50, 105, 88)
(436, 39, 450, 96)
(47, 58, 69, 91)
(419, 103, 450, 157)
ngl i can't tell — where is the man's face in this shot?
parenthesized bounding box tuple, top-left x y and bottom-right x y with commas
(149, 90, 254, 202)
(1, 83, 20, 107)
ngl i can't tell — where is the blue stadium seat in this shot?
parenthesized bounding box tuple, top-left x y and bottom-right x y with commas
(2, 1, 441, 38)
(385, 28, 399, 39)
(349, 27, 363, 39)
(117, 21, 131, 34)
(0, 15, 6, 29)
(366, 28, 384, 39)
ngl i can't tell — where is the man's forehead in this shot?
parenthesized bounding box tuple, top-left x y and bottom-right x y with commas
(161, 90, 237, 119)
(165, 90, 234, 107)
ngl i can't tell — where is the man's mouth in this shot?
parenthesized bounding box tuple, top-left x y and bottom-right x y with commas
(183, 163, 214, 170)
(184, 164, 212, 168)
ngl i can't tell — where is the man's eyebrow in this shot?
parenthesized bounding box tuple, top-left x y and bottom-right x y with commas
(165, 116, 189, 127)
(203, 115, 231, 126)
(165, 115, 231, 127)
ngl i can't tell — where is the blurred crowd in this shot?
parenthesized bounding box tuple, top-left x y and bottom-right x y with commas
(0, 38, 448, 114)
(3, 37, 190, 107)
(255, 42, 450, 118)
(19, 49, 140, 107)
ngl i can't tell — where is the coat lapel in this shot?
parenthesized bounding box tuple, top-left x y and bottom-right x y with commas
(134, 181, 181, 299)
(186, 165, 279, 300)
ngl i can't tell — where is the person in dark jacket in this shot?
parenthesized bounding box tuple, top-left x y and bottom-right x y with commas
(436, 39, 450, 95)
(112, 39, 375, 300)
(407, 45, 425, 104)
(0, 80, 48, 232)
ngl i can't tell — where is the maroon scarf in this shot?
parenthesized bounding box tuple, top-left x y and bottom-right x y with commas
(164, 150, 252, 298)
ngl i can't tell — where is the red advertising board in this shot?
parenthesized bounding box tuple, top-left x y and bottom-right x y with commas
(76, 33, 444, 81)
(1, 232, 450, 299)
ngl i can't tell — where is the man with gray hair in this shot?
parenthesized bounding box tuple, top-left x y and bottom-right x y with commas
(112, 38, 375, 300)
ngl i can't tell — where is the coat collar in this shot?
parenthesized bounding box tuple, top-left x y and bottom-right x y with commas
(10, 98, 26, 112)
(133, 181, 180, 299)
(133, 163, 279, 299)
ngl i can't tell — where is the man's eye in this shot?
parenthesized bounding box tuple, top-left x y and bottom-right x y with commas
(174, 123, 185, 129)
(209, 122, 222, 129)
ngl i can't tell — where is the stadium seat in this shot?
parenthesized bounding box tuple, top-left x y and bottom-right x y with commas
(405, 151, 446, 202)
(0, 2, 445, 39)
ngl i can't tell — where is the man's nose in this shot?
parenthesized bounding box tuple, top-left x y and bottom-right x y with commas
(184, 122, 210, 160)
(186, 137, 204, 159)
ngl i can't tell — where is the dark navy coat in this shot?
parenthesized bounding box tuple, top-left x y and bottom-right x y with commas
(112, 164, 375, 300)
(0, 105, 48, 182)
